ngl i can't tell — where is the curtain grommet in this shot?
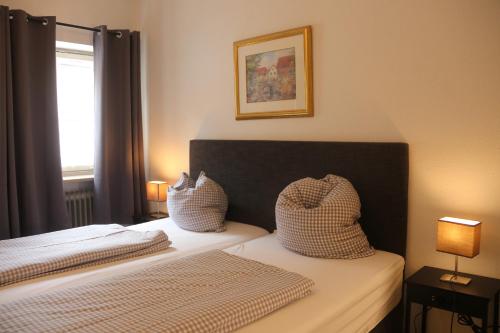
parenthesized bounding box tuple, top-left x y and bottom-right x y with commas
(116, 31, 123, 39)
(42, 18, 48, 26)
(9, 15, 13, 20)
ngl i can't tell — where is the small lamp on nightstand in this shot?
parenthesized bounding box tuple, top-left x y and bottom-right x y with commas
(147, 181, 168, 218)
(436, 217, 481, 285)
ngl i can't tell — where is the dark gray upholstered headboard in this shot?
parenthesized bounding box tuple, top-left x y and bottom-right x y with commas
(190, 140, 409, 257)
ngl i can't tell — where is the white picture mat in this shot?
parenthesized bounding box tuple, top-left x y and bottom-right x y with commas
(238, 34, 305, 114)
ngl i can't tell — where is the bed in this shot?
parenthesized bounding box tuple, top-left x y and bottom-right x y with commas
(0, 140, 408, 333)
(0, 218, 268, 301)
(189, 140, 409, 332)
(225, 233, 404, 332)
(128, 217, 268, 257)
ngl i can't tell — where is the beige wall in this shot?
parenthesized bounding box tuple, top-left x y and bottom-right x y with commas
(4, 0, 499, 331)
(140, 1, 500, 331)
(2, 0, 140, 44)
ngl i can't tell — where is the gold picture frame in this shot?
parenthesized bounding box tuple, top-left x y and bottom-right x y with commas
(233, 26, 313, 120)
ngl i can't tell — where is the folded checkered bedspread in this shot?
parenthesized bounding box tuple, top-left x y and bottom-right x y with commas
(0, 224, 170, 286)
(0, 250, 314, 333)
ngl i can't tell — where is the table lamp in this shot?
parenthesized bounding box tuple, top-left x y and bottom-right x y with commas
(147, 181, 168, 218)
(436, 217, 481, 285)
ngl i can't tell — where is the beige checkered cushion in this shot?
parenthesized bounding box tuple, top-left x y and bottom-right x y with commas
(276, 174, 374, 259)
(172, 172, 195, 190)
(168, 171, 228, 232)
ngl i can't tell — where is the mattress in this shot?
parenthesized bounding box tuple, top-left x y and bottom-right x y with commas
(127, 218, 268, 256)
(0, 224, 403, 333)
(0, 218, 268, 303)
(224, 233, 405, 333)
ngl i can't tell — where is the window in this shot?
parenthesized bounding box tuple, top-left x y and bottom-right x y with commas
(56, 41, 94, 178)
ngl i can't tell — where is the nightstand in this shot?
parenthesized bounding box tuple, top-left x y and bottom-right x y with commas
(133, 213, 169, 223)
(405, 266, 500, 333)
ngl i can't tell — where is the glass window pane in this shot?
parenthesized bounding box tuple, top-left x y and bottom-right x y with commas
(56, 43, 94, 175)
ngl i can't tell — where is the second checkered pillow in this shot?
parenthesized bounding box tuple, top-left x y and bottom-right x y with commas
(167, 171, 228, 232)
(275, 174, 374, 259)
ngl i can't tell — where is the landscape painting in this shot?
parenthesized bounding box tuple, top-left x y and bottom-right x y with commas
(234, 26, 312, 120)
(245, 47, 296, 103)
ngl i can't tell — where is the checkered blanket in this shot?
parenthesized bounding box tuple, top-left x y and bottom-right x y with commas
(0, 224, 170, 286)
(0, 250, 314, 333)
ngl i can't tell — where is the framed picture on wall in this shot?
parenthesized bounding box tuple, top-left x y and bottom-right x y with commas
(233, 26, 313, 120)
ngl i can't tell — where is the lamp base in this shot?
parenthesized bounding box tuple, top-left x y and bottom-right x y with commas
(440, 273, 471, 285)
(150, 213, 168, 219)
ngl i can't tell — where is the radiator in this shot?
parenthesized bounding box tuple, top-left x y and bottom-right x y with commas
(65, 190, 94, 227)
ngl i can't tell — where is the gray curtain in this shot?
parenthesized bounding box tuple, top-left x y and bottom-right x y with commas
(0, 7, 70, 240)
(93, 26, 148, 225)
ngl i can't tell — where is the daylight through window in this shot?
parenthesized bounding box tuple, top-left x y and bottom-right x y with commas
(56, 41, 94, 177)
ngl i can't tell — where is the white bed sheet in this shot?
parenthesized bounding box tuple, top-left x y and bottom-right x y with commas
(0, 218, 268, 303)
(127, 218, 268, 256)
(224, 233, 405, 333)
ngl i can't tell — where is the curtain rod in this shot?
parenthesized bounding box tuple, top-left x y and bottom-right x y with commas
(56, 21, 123, 38)
(9, 13, 122, 38)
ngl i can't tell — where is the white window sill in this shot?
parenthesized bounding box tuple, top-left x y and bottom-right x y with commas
(63, 175, 94, 183)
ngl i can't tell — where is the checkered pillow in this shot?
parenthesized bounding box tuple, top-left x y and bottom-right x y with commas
(275, 174, 374, 259)
(171, 172, 195, 190)
(167, 171, 228, 232)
